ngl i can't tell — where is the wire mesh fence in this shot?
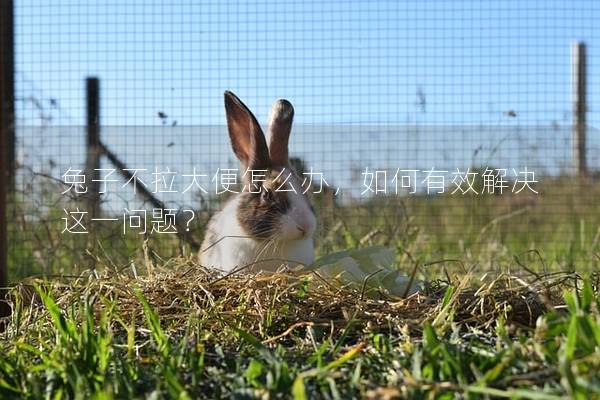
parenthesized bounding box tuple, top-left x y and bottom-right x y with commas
(4, 0, 600, 280)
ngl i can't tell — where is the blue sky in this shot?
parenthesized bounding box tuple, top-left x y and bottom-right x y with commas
(13, 0, 600, 127)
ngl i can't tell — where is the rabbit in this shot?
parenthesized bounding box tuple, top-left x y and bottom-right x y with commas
(199, 91, 317, 273)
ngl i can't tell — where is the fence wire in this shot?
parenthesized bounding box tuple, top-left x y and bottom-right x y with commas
(7, 0, 600, 279)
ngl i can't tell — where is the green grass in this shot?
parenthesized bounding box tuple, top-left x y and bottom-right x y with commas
(1, 258, 599, 399)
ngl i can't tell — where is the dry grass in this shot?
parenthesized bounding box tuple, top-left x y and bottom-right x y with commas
(12, 256, 577, 343)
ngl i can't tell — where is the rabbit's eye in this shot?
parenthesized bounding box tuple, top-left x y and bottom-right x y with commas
(260, 188, 272, 203)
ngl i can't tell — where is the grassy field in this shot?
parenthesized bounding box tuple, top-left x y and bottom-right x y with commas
(0, 258, 599, 399)
(1, 176, 600, 399)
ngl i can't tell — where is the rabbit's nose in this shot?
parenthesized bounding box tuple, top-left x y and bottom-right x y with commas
(296, 224, 307, 237)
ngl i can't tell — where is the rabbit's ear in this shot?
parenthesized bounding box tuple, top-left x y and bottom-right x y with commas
(224, 91, 270, 170)
(266, 99, 294, 166)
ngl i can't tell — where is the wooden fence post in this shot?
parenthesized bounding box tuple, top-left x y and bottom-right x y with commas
(86, 77, 100, 219)
(572, 41, 587, 177)
(0, 0, 14, 319)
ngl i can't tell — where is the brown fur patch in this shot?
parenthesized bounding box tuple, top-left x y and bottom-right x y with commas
(237, 168, 305, 239)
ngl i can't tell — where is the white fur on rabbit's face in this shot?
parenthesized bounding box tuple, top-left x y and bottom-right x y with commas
(278, 184, 317, 241)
